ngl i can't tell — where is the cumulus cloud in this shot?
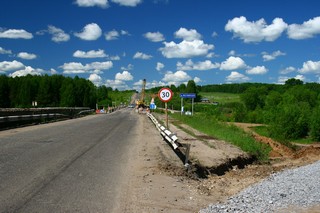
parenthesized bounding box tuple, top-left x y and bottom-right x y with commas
(88, 73, 103, 86)
(73, 49, 107, 58)
(144, 32, 165, 42)
(47, 25, 70, 42)
(0, 47, 12, 54)
(60, 61, 113, 74)
(280, 66, 296, 74)
(105, 30, 119, 40)
(74, 23, 102, 40)
(0, 60, 25, 72)
(162, 70, 192, 85)
(75, 0, 109, 8)
(105, 29, 129, 40)
(246, 66, 268, 75)
(225, 16, 287, 43)
(287, 16, 320, 40)
(156, 62, 164, 71)
(160, 40, 214, 58)
(174, 28, 202, 41)
(0, 29, 33, 39)
(17, 52, 37, 60)
(111, 0, 142, 7)
(9, 66, 45, 78)
(133, 52, 152, 59)
(262, 50, 286, 61)
(298, 60, 320, 74)
(220, 56, 247, 70)
(177, 59, 220, 71)
(194, 77, 201, 84)
(121, 64, 134, 70)
(115, 71, 133, 81)
(105, 79, 130, 90)
(226, 71, 250, 82)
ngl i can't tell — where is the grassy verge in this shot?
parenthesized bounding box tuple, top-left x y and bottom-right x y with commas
(252, 125, 315, 145)
(170, 113, 271, 162)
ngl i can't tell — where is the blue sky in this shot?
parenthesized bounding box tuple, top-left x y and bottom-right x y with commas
(1, 0, 320, 90)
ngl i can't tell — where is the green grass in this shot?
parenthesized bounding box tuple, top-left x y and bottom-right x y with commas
(170, 113, 271, 162)
(199, 92, 241, 104)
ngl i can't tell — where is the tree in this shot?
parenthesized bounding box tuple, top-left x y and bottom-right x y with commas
(0, 75, 10, 107)
(310, 106, 320, 141)
(241, 86, 267, 111)
(285, 78, 303, 86)
(60, 77, 75, 107)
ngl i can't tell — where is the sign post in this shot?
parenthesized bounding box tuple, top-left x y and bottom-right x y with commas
(180, 93, 196, 115)
(158, 88, 173, 129)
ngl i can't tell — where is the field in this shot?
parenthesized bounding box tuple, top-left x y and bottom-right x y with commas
(199, 92, 240, 104)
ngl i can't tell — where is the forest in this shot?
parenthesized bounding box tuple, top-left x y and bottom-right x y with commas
(1, 74, 320, 141)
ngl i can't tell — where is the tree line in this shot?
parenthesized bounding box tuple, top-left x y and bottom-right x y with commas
(0, 74, 118, 109)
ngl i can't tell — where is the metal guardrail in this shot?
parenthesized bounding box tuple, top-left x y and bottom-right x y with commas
(147, 112, 191, 167)
(0, 113, 64, 123)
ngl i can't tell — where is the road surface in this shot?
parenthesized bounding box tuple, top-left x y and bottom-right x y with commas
(0, 109, 138, 212)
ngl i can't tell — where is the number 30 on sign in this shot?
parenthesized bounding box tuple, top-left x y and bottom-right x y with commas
(158, 88, 173, 102)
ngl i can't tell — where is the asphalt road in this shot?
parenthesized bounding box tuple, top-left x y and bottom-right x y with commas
(0, 109, 138, 212)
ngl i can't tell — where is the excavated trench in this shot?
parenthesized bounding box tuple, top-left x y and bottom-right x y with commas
(163, 138, 257, 179)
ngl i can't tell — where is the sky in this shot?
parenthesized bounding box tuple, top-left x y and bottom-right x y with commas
(1, 0, 320, 91)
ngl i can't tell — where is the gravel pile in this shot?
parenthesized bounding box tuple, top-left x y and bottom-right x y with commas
(200, 160, 320, 213)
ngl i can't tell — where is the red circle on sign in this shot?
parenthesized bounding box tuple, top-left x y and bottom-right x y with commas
(158, 88, 173, 102)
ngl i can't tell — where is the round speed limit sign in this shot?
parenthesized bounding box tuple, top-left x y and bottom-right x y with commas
(158, 88, 173, 102)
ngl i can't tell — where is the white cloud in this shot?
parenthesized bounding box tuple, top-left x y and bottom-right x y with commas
(73, 49, 107, 58)
(105, 30, 119, 40)
(156, 62, 164, 71)
(111, 0, 142, 7)
(48, 25, 70, 42)
(144, 32, 165, 42)
(225, 16, 287, 43)
(298, 60, 320, 74)
(220, 56, 247, 70)
(160, 40, 214, 58)
(226, 71, 250, 82)
(0, 60, 25, 72)
(177, 59, 220, 71)
(278, 75, 306, 84)
(9, 66, 44, 78)
(88, 73, 103, 86)
(74, 23, 102, 40)
(108, 55, 120, 60)
(0, 47, 12, 54)
(262, 50, 286, 61)
(0, 29, 33, 39)
(121, 64, 134, 70)
(105, 79, 129, 90)
(246, 66, 268, 75)
(133, 52, 152, 60)
(280, 66, 296, 74)
(194, 77, 201, 84)
(75, 0, 109, 8)
(287, 16, 320, 40)
(60, 61, 113, 74)
(17, 52, 37, 60)
(115, 71, 133, 81)
(228, 50, 236, 56)
(211, 32, 218, 38)
(174, 28, 202, 41)
(162, 70, 192, 85)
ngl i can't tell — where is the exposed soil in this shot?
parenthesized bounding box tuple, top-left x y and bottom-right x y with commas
(119, 112, 320, 213)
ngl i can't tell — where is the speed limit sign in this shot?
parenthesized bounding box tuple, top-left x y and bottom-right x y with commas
(158, 88, 173, 102)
